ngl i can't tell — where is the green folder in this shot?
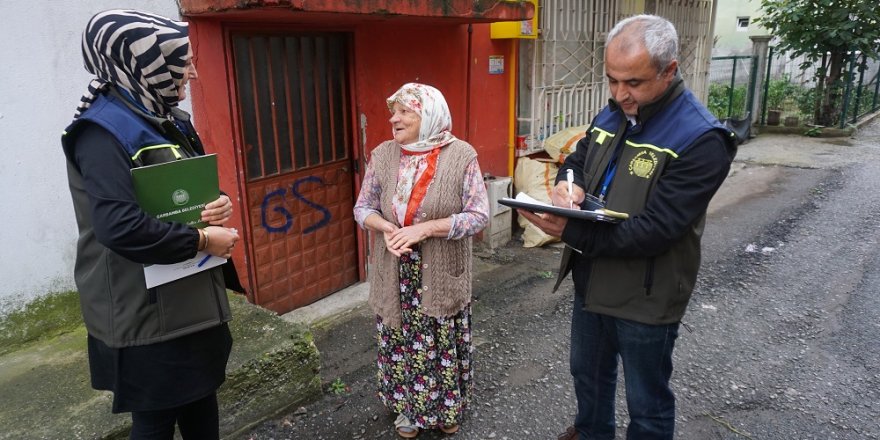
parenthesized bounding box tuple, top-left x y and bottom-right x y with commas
(130, 154, 219, 228)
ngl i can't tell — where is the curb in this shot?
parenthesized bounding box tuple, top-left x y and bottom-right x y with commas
(756, 108, 880, 138)
(0, 293, 322, 440)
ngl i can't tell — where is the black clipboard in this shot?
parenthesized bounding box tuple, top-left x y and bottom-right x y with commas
(499, 197, 624, 224)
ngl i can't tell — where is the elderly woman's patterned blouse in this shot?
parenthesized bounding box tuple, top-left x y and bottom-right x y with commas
(353, 151, 489, 240)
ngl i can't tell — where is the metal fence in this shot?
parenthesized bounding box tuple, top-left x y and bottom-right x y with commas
(759, 47, 880, 128)
(841, 52, 880, 126)
(708, 55, 758, 120)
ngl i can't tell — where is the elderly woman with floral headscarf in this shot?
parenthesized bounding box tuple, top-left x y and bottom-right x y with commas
(354, 83, 490, 438)
(61, 10, 242, 439)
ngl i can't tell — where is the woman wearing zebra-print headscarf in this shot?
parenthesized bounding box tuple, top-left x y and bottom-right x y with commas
(61, 10, 241, 439)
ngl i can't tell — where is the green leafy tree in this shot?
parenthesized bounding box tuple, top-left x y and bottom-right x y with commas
(757, 0, 880, 126)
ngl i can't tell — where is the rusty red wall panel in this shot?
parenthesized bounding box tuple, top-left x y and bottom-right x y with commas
(354, 22, 513, 177)
(246, 163, 358, 312)
(354, 22, 470, 156)
(180, 0, 534, 22)
(466, 23, 514, 178)
(187, 19, 254, 299)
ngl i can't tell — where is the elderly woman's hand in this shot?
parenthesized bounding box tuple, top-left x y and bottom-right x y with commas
(379, 223, 406, 257)
(387, 223, 434, 255)
(363, 214, 405, 256)
(383, 230, 405, 257)
(201, 195, 234, 225)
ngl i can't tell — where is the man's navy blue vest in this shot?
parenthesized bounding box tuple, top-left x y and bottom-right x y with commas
(583, 88, 733, 217)
(559, 86, 735, 325)
(592, 88, 730, 159)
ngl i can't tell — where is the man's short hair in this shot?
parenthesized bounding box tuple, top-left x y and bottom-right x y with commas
(606, 14, 679, 73)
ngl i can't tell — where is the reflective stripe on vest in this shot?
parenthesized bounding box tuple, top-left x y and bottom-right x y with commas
(131, 144, 182, 161)
(624, 140, 680, 159)
(590, 126, 615, 145)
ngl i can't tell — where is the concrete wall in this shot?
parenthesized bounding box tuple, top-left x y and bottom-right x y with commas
(712, 0, 768, 56)
(0, 1, 186, 314)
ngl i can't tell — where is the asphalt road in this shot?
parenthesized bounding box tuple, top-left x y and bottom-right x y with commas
(244, 119, 880, 440)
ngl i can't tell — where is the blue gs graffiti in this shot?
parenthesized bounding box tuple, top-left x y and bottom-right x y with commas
(260, 176, 332, 234)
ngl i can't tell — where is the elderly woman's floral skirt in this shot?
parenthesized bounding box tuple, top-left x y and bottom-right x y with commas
(376, 249, 473, 430)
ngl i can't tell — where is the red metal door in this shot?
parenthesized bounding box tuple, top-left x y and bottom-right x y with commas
(231, 32, 358, 313)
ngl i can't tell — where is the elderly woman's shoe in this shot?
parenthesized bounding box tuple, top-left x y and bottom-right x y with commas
(440, 424, 459, 434)
(394, 414, 419, 438)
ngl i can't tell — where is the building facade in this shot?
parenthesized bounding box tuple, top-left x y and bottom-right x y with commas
(1, 0, 719, 318)
(178, 0, 534, 313)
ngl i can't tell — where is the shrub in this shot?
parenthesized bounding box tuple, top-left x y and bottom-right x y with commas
(708, 83, 749, 119)
(765, 75, 800, 110)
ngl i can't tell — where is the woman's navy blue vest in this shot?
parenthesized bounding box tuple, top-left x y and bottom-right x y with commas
(61, 92, 231, 348)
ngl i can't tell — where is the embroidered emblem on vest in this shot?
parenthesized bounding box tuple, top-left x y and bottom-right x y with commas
(629, 150, 658, 179)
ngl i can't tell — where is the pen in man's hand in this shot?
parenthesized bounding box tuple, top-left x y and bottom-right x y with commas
(566, 169, 574, 209)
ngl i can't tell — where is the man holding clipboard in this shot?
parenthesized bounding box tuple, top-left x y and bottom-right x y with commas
(518, 15, 736, 440)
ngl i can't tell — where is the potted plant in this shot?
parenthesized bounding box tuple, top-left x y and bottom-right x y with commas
(767, 109, 782, 126)
(765, 76, 792, 126)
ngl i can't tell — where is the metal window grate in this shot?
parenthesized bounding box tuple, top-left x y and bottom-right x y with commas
(651, 0, 716, 103)
(232, 34, 350, 181)
(517, 0, 622, 154)
(518, 0, 714, 155)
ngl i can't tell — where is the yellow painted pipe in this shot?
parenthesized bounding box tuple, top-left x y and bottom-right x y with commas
(508, 40, 517, 177)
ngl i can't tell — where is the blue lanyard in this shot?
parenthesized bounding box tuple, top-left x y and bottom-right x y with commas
(598, 161, 617, 201)
(598, 120, 633, 201)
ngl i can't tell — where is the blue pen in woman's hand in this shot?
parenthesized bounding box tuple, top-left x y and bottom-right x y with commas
(198, 227, 239, 267)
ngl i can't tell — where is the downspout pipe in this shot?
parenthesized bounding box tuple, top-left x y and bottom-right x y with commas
(507, 40, 517, 177)
(465, 24, 473, 142)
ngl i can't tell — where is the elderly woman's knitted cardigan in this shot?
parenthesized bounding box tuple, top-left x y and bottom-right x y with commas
(367, 139, 478, 328)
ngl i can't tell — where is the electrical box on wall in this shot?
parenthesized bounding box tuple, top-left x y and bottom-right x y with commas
(490, 0, 538, 39)
(486, 176, 512, 215)
(482, 176, 513, 248)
